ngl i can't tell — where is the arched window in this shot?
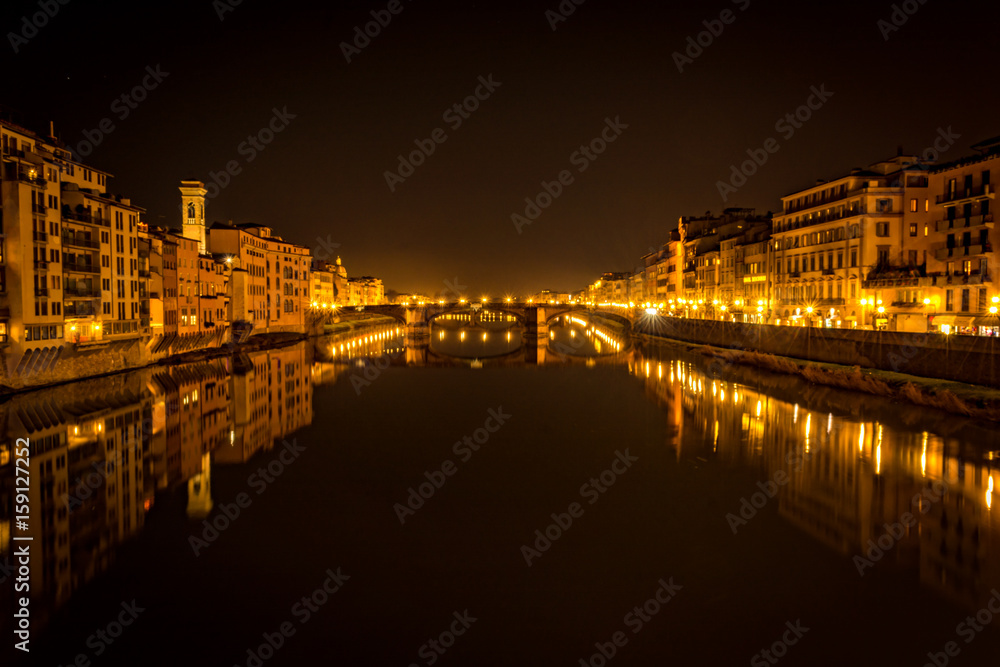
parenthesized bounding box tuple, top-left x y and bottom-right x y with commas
(187, 202, 196, 219)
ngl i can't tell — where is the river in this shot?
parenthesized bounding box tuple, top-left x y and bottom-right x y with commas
(2, 314, 998, 666)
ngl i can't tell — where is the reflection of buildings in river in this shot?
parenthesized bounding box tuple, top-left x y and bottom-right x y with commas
(0, 373, 150, 622)
(919, 442, 999, 611)
(221, 345, 314, 465)
(634, 347, 998, 612)
(145, 360, 233, 495)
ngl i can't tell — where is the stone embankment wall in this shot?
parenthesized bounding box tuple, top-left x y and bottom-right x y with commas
(635, 318, 1000, 388)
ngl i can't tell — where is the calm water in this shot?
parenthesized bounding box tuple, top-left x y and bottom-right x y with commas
(2, 314, 999, 666)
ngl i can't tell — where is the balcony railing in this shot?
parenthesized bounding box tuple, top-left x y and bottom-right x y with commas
(63, 304, 98, 317)
(34, 287, 48, 297)
(61, 209, 110, 227)
(65, 286, 101, 298)
(33, 259, 48, 269)
(61, 234, 100, 249)
(934, 243, 994, 260)
(33, 231, 48, 242)
(63, 261, 101, 274)
(18, 173, 46, 188)
(937, 183, 993, 206)
(32, 203, 47, 214)
(935, 214, 994, 232)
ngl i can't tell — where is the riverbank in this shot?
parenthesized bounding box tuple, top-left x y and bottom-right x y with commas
(635, 331, 1000, 422)
(0, 316, 400, 398)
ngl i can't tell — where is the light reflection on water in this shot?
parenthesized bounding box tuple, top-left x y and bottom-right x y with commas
(632, 341, 1000, 613)
(3, 316, 999, 661)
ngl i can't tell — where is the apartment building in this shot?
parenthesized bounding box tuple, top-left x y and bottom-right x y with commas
(208, 219, 312, 334)
(677, 209, 771, 317)
(920, 139, 998, 334)
(346, 276, 385, 306)
(771, 155, 928, 327)
(0, 119, 147, 377)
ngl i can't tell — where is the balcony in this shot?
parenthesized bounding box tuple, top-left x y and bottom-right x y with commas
(783, 187, 869, 215)
(65, 286, 101, 298)
(821, 268, 836, 276)
(63, 261, 101, 274)
(61, 208, 110, 227)
(935, 214, 994, 232)
(934, 244, 993, 261)
(33, 259, 48, 270)
(17, 173, 46, 188)
(63, 304, 98, 317)
(937, 183, 993, 206)
(33, 231, 48, 242)
(34, 287, 49, 297)
(32, 203, 47, 215)
(62, 233, 100, 249)
(138, 269, 150, 278)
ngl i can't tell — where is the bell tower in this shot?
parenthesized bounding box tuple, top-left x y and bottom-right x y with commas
(180, 180, 208, 254)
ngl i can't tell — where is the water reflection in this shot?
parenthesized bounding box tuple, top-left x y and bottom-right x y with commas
(0, 343, 325, 631)
(632, 340, 1000, 613)
(3, 317, 997, 644)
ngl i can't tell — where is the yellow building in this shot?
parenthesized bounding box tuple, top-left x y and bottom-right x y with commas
(0, 119, 146, 378)
(771, 155, 929, 327)
(208, 218, 312, 334)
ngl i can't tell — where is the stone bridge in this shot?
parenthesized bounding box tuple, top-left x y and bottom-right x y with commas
(359, 302, 633, 337)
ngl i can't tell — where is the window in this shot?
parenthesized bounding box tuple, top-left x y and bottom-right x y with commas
(910, 198, 918, 212)
(945, 290, 954, 311)
(908, 250, 918, 266)
(875, 222, 889, 237)
(850, 250, 857, 267)
(961, 289, 970, 312)
(924, 223, 928, 236)
(909, 223, 917, 237)
(837, 253, 843, 268)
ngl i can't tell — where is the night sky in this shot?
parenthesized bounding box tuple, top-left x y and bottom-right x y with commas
(2, 0, 997, 297)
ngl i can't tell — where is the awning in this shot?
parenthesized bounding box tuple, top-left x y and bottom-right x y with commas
(972, 316, 1000, 327)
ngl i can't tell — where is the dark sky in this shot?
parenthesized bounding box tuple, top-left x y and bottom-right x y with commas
(3, 0, 997, 297)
